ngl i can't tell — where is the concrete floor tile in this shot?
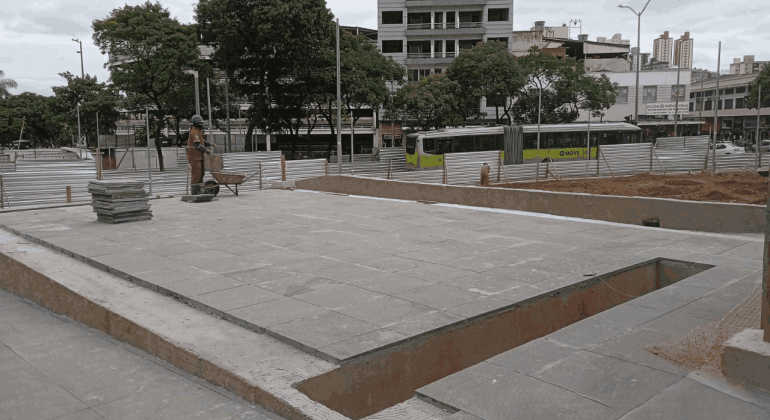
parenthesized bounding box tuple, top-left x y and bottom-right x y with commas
(480, 263, 555, 285)
(194, 285, 284, 311)
(445, 412, 484, 420)
(320, 329, 408, 361)
(417, 362, 615, 420)
(0, 305, 69, 340)
(588, 303, 668, 329)
(163, 275, 244, 297)
(397, 263, 476, 283)
(0, 364, 52, 400)
(111, 257, 192, 276)
(487, 338, 582, 376)
(323, 249, 386, 264)
(229, 298, 325, 328)
(91, 249, 164, 267)
(546, 317, 630, 350)
(57, 362, 177, 407)
(292, 283, 383, 311)
(445, 296, 514, 319)
(591, 329, 689, 376)
(275, 256, 346, 274)
(343, 272, 434, 295)
(54, 408, 106, 420)
(618, 378, 770, 420)
(223, 266, 296, 283)
(441, 271, 529, 296)
(676, 296, 742, 321)
(270, 311, 379, 350)
(364, 256, 426, 272)
(179, 400, 277, 419)
(638, 311, 712, 339)
(312, 263, 386, 283)
(494, 283, 550, 303)
(204, 237, 279, 256)
(254, 273, 336, 297)
(439, 255, 509, 273)
(336, 296, 435, 327)
(535, 351, 681, 413)
(387, 310, 464, 337)
(0, 346, 31, 374)
(393, 284, 480, 310)
(0, 385, 87, 420)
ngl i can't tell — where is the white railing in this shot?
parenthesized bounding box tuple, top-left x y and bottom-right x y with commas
(407, 23, 431, 30)
(458, 22, 484, 28)
(407, 52, 431, 59)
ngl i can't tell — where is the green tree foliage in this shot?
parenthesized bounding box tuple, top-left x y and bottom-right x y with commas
(510, 47, 617, 124)
(447, 41, 525, 123)
(388, 74, 467, 132)
(747, 65, 770, 109)
(0, 70, 18, 99)
(50, 72, 122, 148)
(195, 0, 336, 154)
(0, 93, 59, 148)
(92, 1, 209, 170)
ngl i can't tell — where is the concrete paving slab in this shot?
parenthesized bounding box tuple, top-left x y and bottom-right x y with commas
(269, 310, 379, 350)
(486, 338, 582, 376)
(393, 284, 481, 310)
(0, 385, 88, 420)
(591, 328, 689, 376)
(194, 285, 285, 312)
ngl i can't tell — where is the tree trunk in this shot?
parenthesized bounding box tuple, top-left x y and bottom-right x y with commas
(244, 120, 257, 152)
(153, 114, 165, 172)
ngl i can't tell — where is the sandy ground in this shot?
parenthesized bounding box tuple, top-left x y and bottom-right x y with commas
(502, 171, 769, 205)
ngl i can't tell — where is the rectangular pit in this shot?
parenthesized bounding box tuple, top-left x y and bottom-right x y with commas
(296, 258, 711, 419)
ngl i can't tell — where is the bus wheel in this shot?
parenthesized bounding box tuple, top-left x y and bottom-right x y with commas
(541, 157, 554, 163)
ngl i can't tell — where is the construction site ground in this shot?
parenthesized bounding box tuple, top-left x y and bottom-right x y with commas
(1, 189, 769, 419)
(502, 171, 769, 205)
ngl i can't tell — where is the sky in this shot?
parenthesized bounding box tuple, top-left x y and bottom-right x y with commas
(1, 0, 768, 97)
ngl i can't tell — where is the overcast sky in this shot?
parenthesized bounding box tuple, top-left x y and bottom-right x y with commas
(2, 0, 768, 97)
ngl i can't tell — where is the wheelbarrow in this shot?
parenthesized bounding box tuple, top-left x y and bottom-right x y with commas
(201, 150, 261, 196)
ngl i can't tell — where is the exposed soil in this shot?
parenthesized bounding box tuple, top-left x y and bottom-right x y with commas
(501, 171, 769, 205)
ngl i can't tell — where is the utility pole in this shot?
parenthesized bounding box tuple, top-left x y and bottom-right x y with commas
(674, 47, 682, 137)
(206, 78, 213, 149)
(336, 18, 342, 175)
(712, 41, 721, 172)
(619, 0, 651, 124)
(72, 39, 85, 78)
(225, 73, 232, 153)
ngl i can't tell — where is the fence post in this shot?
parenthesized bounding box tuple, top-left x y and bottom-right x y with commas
(259, 162, 263, 190)
(0, 173, 5, 209)
(66, 186, 72, 203)
(596, 145, 601, 176)
(497, 151, 502, 183)
(388, 157, 393, 179)
(281, 154, 286, 181)
(649, 143, 654, 173)
(442, 156, 448, 184)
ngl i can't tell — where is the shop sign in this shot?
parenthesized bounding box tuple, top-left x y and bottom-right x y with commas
(645, 103, 689, 115)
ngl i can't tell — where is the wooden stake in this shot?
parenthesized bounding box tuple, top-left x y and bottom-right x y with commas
(66, 186, 72, 203)
(281, 154, 286, 181)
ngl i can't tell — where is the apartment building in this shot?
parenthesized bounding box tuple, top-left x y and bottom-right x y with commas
(652, 31, 673, 67)
(377, 0, 513, 83)
(630, 47, 650, 71)
(729, 55, 768, 75)
(689, 72, 770, 143)
(673, 32, 693, 69)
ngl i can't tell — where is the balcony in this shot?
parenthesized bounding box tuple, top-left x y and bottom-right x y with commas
(458, 22, 483, 28)
(407, 52, 431, 59)
(407, 23, 431, 30)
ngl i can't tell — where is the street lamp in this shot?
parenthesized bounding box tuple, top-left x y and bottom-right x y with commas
(72, 39, 85, 78)
(182, 68, 201, 116)
(618, 0, 651, 124)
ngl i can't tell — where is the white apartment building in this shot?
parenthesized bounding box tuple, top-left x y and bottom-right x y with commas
(729, 55, 768, 75)
(652, 31, 673, 66)
(673, 32, 693, 69)
(377, 0, 513, 83)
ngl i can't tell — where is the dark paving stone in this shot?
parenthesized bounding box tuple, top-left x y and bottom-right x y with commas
(323, 249, 384, 263)
(591, 329, 689, 376)
(630, 284, 713, 312)
(677, 296, 742, 321)
(336, 296, 435, 327)
(312, 263, 387, 283)
(397, 263, 476, 283)
(365, 256, 426, 272)
(588, 303, 668, 330)
(162, 276, 243, 297)
(487, 338, 582, 376)
(439, 255, 509, 273)
(480, 263, 554, 285)
(546, 317, 630, 350)
(638, 311, 712, 339)
(388, 311, 465, 337)
(535, 351, 681, 414)
(291, 283, 383, 311)
(494, 283, 550, 303)
(445, 296, 515, 319)
(270, 311, 379, 350)
(193, 285, 284, 312)
(344, 272, 434, 295)
(619, 378, 770, 420)
(254, 273, 336, 297)
(393, 284, 480, 310)
(417, 362, 616, 420)
(319, 329, 407, 361)
(229, 297, 325, 328)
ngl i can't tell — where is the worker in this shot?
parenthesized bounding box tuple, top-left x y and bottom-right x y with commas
(479, 162, 491, 187)
(187, 115, 212, 195)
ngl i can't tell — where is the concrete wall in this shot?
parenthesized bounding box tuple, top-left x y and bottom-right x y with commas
(296, 175, 766, 233)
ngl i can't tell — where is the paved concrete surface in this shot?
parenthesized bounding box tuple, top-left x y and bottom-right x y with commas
(0, 190, 763, 365)
(0, 288, 284, 420)
(1, 189, 769, 420)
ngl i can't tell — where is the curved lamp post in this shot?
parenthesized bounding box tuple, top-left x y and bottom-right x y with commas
(618, 0, 651, 124)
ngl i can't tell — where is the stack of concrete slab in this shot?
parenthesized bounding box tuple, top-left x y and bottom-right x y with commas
(88, 180, 152, 223)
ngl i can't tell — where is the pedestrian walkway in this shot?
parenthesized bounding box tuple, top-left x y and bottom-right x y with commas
(0, 288, 284, 420)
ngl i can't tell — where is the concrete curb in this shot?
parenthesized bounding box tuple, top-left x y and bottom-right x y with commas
(295, 175, 765, 234)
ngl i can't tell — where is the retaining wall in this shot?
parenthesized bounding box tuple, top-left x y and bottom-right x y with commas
(296, 175, 767, 233)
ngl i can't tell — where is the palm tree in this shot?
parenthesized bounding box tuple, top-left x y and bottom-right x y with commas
(0, 70, 18, 99)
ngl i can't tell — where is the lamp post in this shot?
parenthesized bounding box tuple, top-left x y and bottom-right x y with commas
(336, 18, 342, 175)
(183, 69, 201, 116)
(674, 46, 682, 137)
(619, 0, 651, 124)
(72, 39, 85, 78)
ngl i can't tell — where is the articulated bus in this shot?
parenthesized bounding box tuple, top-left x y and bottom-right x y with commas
(405, 123, 645, 170)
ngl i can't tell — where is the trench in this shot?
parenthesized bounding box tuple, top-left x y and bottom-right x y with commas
(295, 258, 711, 419)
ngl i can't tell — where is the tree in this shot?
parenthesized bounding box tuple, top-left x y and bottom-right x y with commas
(195, 0, 336, 154)
(509, 47, 617, 125)
(93, 1, 209, 170)
(747, 65, 770, 109)
(50, 72, 122, 148)
(0, 93, 59, 148)
(447, 41, 525, 124)
(388, 74, 466, 132)
(0, 70, 17, 99)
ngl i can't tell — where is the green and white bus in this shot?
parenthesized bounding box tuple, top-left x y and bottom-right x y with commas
(405, 123, 645, 170)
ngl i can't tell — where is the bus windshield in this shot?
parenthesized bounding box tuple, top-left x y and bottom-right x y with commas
(406, 136, 417, 155)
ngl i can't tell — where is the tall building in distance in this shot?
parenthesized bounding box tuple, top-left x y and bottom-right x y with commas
(652, 31, 673, 66)
(673, 32, 694, 68)
(630, 47, 651, 71)
(730, 55, 769, 75)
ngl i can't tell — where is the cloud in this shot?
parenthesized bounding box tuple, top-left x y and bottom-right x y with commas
(31, 17, 91, 36)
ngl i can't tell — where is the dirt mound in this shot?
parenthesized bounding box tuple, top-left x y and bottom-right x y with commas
(501, 171, 768, 205)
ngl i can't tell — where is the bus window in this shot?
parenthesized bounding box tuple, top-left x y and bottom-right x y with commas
(524, 133, 538, 149)
(477, 135, 501, 151)
(601, 131, 619, 145)
(453, 136, 475, 153)
(438, 139, 452, 154)
(406, 136, 417, 155)
(423, 138, 436, 154)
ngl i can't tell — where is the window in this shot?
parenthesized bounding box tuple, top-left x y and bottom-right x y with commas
(453, 136, 475, 153)
(736, 97, 745, 109)
(718, 100, 723, 110)
(382, 11, 402, 25)
(643, 86, 657, 103)
(434, 40, 443, 53)
(445, 40, 455, 57)
(616, 86, 629, 103)
(704, 90, 715, 97)
(406, 136, 416, 155)
(459, 39, 482, 50)
(719, 89, 724, 95)
(705, 100, 713, 111)
(690, 92, 695, 99)
(725, 88, 734, 95)
(725, 99, 734, 109)
(487, 37, 508, 47)
(689, 102, 694, 112)
(458, 11, 482, 27)
(671, 85, 685, 100)
(434, 68, 443, 74)
(408, 69, 431, 83)
(736, 86, 747, 94)
(446, 11, 456, 25)
(382, 40, 403, 53)
(488, 8, 509, 22)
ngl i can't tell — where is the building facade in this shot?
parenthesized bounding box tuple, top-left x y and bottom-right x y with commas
(729, 55, 768, 75)
(630, 47, 650, 71)
(377, 0, 513, 82)
(673, 32, 693, 69)
(652, 31, 673, 67)
(689, 73, 770, 143)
